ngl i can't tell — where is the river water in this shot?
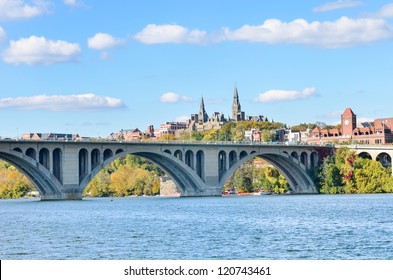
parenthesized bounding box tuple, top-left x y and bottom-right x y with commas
(1, 194, 392, 260)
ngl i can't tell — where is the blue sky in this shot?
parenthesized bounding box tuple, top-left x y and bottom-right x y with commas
(1, 0, 393, 138)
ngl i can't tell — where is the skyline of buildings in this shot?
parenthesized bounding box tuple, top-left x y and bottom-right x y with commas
(16, 86, 393, 146)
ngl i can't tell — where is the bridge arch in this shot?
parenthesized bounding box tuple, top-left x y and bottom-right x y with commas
(290, 151, 299, 161)
(53, 148, 62, 183)
(376, 152, 392, 167)
(26, 148, 37, 160)
(218, 151, 227, 181)
(219, 151, 316, 194)
(80, 150, 205, 197)
(185, 150, 194, 169)
(79, 148, 89, 182)
(91, 149, 100, 170)
(239, 151, 247, 160)
(174, 150, 183, 161)
(103, 149, 113, 161)
(196, 150, 204, 181)
(310, 152, 318, 168)
(39, 148, 50, 169)
(0, 150, 63, 200)
(300, 152, 308, 168)
(229, 151, 237, 169)
(358, 152, 372, 160)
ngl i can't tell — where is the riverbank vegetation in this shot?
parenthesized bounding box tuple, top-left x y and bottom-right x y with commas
(83, 155, 162, 197)
(224, 159, 289, 194)
(319, 147, 393, 194)
(0, 161, 35, 199)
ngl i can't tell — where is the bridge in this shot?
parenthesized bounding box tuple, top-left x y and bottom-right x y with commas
(343, 144, 393, 170)
(0, 140, 332, 200)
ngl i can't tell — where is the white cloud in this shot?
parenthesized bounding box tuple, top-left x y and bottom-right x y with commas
(2, 36, 81, 65)
(87, 33, 124, 50)
(0, 26, 6, 42)
(134, 24, 207, 44)
(254, 87, 316, 103)
(378, 3, 393, 18)
(63, 0, 84, 8)
(313, 1, 364, 13)
(317, 111, 343, 119)
(0, 0, 49, 21)
(0, 94, 126, 112)
(160, 92, 194, 103)
(222, 17, 393, 48)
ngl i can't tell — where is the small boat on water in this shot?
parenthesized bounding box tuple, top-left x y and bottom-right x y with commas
(254, 191, 272, 195)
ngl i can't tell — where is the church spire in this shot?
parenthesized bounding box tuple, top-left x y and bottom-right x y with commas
(232, 85, 243, 121)
(199, 96, 208, 123)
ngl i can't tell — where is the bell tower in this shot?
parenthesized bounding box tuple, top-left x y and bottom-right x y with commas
(341, 108, 356, 137)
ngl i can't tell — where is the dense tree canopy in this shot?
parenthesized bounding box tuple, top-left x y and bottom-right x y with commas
(319, 147, 393, 194)
(224, 159, 289, 194)
(0, 161, 35, 199)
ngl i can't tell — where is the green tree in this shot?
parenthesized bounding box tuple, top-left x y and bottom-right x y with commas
(261, 130, 275, 142)
(319, 147, 393, 194)
(320, 156, 343, 194)
(291, 123, 317, 131)
(0, 161, 35, 199)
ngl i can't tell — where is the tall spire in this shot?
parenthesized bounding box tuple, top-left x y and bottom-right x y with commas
(199, 96, 208, 123)
(232, 85, 242, 121)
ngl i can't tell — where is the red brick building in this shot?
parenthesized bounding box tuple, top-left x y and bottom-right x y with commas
(307, 108, 393, 145)
(108, 129, 143, 141)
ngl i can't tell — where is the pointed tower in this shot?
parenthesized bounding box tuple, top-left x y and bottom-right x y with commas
(232, 85, 244, 121)
(341, 108, 356, 137)
(198, 96, 208, 124)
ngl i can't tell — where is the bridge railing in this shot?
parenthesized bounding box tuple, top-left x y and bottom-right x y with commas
(0, 138, 333, 148)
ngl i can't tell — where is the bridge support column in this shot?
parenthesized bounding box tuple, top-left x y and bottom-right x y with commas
(193, 152, 197, 171)
(204, 150, 220, 187)
(49, 149, 53, 174)
(61, 146, 83, 200)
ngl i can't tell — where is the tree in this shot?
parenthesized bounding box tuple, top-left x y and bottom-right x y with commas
(291, 123, 317, 131)
(202, 129, 219, 141)
(319, 147, 393, 194)
(224, 158, 289, 194)
(0, 161, 35, 199)
(320, 156, 343, 194)
(261, 130, 275, 142)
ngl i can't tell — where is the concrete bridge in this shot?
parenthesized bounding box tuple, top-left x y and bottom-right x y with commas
(0, 140, 331, 200)
(343, 144, 393, 169)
